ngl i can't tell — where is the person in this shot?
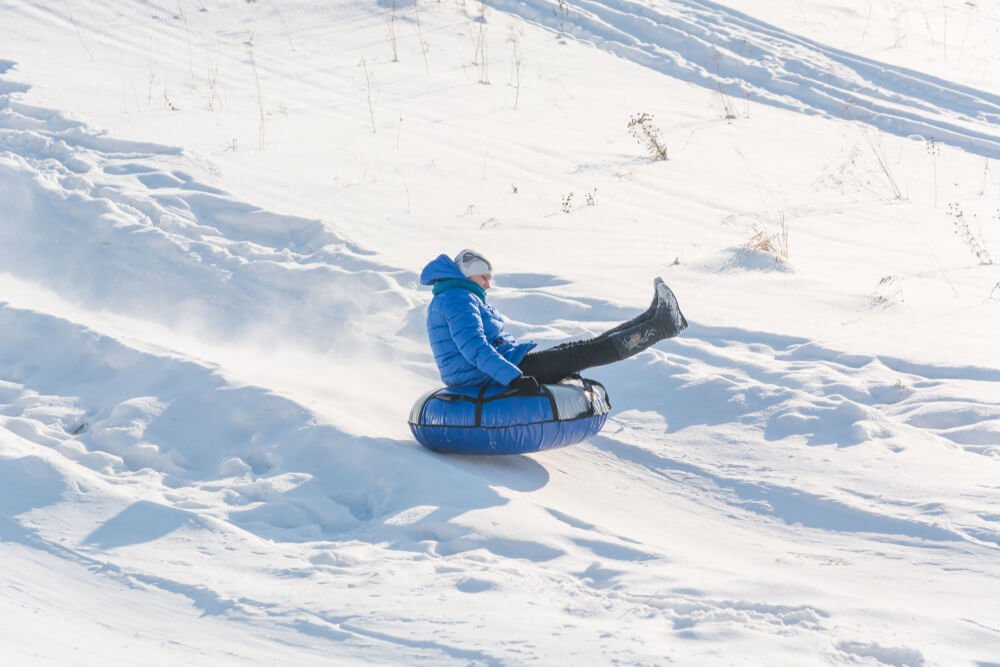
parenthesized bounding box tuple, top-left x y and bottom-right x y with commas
(420, 249, 687, 391)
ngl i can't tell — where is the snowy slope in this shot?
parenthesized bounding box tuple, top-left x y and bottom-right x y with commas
(2, 1, 1000, 665)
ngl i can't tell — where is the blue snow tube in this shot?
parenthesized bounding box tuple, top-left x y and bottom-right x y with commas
(409, 377, 611, 455)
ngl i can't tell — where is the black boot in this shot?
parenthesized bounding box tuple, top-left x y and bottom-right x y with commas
(609, 278, 687, 358)
(594, 277, 662, 341)
(651, 278, 688, 339)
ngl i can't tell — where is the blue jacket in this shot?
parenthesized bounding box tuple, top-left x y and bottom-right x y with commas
(420, 254, 535, 387)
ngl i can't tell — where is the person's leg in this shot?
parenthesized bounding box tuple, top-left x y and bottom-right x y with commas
(519, 337, 620, 384)
(518, 278, 687, 384)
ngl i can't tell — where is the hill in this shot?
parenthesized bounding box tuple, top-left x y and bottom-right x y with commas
(2, 1, 999, 663)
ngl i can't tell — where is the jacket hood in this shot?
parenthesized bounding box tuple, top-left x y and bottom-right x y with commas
(421, 254, 465, 285)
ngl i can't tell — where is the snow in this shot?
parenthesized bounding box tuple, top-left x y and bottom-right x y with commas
(1, 0, 999, 664)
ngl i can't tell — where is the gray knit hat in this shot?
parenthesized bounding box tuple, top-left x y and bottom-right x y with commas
(453, 249, 493, 278)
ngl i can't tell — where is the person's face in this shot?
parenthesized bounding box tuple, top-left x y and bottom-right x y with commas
(469, 273, 492, 290)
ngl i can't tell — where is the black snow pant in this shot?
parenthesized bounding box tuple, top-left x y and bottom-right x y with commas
(517, 277, 687, 385)
(518, 336, 621, 385)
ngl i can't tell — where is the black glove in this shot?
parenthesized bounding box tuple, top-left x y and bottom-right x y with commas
(509, 375, 541, 394)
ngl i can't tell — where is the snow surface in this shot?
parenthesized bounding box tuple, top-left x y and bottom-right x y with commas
(2, 0, 999, 664)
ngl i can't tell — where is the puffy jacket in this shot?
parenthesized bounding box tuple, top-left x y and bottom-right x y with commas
(420, 254, 536, 387)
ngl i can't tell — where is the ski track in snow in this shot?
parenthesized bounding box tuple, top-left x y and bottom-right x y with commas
(493, 0, 1000, 159)
(3, 15, 1000, 665)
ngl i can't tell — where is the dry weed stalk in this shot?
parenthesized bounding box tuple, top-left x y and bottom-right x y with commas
(414, 1, 430, 74)
(508, 26, 524, 109)
(247, 34, 265, 148)
(628, 113, 668, 161)
(860, 126, 902, 200)
(926, 138, 940, 207)
(360, 58, 376, 134)
(947, 202, 992, 265)
(385, 0, 399, 63)
(870, 274, 904, 309)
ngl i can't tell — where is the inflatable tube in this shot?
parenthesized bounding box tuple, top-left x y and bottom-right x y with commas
(409, 377, 611, 455)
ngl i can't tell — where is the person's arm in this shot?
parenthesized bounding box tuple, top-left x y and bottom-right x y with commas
(443, 293, 523, 386)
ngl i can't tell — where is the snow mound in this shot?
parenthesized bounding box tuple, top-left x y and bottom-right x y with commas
(690, 246, 794, 273)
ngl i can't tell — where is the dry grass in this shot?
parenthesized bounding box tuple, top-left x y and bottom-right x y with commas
(744, 214, 789, 260)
